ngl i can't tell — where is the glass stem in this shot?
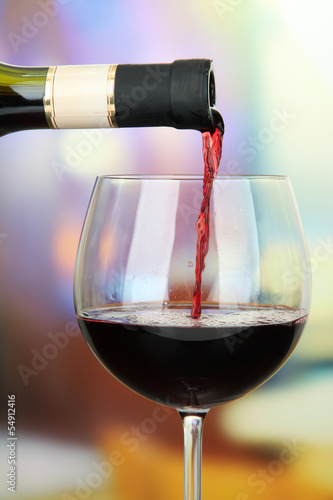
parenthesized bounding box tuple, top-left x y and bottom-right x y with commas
(179, 411, 209, 500)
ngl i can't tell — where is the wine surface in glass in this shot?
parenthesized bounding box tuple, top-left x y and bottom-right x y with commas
(77, 303, 307, 410)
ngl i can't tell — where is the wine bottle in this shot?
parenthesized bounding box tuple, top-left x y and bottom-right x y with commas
(0, 59, 223, 137)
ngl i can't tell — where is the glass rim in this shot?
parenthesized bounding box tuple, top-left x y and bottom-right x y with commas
(96, 174, 289, 181)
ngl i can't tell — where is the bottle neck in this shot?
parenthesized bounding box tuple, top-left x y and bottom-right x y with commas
(1, 60, 221, 136)
(44, 60, 218, 132)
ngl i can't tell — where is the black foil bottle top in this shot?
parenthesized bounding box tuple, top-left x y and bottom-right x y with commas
(114, 59, 224, 134)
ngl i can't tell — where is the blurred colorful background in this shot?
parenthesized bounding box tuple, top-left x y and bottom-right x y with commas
(1, 0, 333, 499)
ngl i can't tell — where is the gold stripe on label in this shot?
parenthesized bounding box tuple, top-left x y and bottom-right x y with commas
(107, 64, 118, 128)
(44, 66, 58, 129)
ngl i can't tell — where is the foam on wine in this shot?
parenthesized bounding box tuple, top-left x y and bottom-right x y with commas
(82, 304, 306, 329)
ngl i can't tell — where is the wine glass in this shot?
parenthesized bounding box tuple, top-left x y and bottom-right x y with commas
(74, 175, 311, 500)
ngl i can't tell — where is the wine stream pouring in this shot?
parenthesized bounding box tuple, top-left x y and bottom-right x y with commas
(0, 59, 224, 136)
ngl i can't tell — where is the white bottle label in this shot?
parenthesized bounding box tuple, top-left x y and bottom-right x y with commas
(44, 64, 117, 130)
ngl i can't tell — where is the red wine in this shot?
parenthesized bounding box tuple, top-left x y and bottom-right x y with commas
(77, 304, 307, 410)
(191, 128, 223, 319)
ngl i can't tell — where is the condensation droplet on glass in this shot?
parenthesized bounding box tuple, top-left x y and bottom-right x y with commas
(187, 261, 194, 268)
